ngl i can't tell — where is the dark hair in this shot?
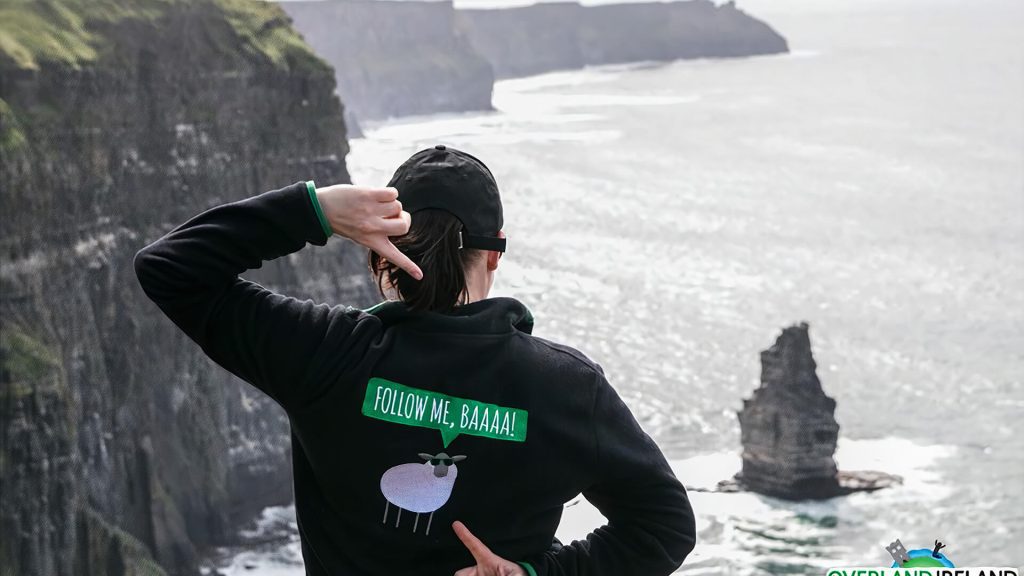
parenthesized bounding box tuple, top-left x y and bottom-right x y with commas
(368, 209, 483, 313)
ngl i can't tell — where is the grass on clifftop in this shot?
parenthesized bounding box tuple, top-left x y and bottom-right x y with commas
(0, 98, 27, 154)
(0, 324, 61, 398)
(0, 0, 327, 72)
(217, 0, 327, 72)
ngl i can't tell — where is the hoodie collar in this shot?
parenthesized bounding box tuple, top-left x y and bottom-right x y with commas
(364, 296, 534, 336)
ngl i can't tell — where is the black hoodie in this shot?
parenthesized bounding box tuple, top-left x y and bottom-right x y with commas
(133, 180, 696, 576)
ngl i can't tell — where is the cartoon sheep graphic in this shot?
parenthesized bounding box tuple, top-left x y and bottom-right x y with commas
(380, 452, 466, 536)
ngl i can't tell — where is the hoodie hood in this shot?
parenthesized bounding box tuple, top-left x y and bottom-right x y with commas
(363, 296, 534, 336)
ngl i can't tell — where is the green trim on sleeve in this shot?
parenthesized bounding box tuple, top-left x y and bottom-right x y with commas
(306, 180, 333, 238)
(517, 562, 538, 576)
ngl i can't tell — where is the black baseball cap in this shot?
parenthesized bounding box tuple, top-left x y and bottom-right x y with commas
(387, 144, 506, 252)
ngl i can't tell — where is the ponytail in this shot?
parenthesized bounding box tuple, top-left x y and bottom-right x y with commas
(368, 209, 482, 312)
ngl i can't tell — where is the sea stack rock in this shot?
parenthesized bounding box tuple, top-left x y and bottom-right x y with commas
(721, 323, 901, 499)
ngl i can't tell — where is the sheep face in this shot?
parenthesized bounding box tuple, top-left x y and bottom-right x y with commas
(418, 452, 467, 478)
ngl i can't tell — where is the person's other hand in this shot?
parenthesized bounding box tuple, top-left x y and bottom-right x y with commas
(315, 184, 423, 280)
(452, 521, 528, 576)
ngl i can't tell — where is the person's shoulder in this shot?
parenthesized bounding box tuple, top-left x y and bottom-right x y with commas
(517, 332, 606, 379)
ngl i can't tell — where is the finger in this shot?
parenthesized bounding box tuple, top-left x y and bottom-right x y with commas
(376, 199, 402, 217)
(452, 521, 494, 566)
(370, 187, 399, 201)
(379, 212, 412, 236)
(453, 568, 476, 576)
(373, 238, 422, 280)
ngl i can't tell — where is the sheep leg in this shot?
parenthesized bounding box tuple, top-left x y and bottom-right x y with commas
(395, 508, 402, 528)
(425, 512, 434, 536)
(413, 513, 420, 533)
(382, 501, 389, 524)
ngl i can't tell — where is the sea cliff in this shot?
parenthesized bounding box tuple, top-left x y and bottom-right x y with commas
(280, 0, 789, 121)
(1, 0, 792, 573)
(280, 0, 495, 121)
(0, 1, 375, 574)
(458, 0, 790, 78)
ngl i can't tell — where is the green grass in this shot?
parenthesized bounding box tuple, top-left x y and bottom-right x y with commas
(82, 508, 169, 576)
(0, 0, 95, 69)
(0, 324, 60, 392)
(0, 0, 327, 72)
(0, 98, 27, 155)
(0, 0, 148, 69)
(217, 0, 327, 73)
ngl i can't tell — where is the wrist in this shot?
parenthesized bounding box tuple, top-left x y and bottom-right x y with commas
(306, 180, 333, 238)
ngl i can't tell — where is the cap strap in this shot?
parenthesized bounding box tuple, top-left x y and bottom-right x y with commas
(459, 230, 506, 252)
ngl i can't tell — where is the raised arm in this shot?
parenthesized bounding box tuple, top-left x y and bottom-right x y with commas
(133, 180, 419, 411)
(520, 373, 697, 576)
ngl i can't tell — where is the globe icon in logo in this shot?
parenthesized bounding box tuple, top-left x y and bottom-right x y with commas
(887, 539, 955, 568)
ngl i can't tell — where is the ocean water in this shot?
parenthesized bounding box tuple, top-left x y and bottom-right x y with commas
(204, 0, 1023, 573)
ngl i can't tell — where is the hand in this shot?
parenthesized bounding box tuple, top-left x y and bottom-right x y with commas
(315, 184, 423, 280)
(452, 521, 528, 576)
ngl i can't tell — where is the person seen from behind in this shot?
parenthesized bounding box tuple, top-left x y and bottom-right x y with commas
(134, 144, 697, 575)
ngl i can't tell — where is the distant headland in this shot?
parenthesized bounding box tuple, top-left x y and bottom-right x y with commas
(279, 0, 790, 122)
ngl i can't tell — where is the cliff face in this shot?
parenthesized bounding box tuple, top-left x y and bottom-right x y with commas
(457, 0, 790, 79)
(280, 0, 495, 121)
(279, 0, 788, 122)
(0, 1, 376, 575)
